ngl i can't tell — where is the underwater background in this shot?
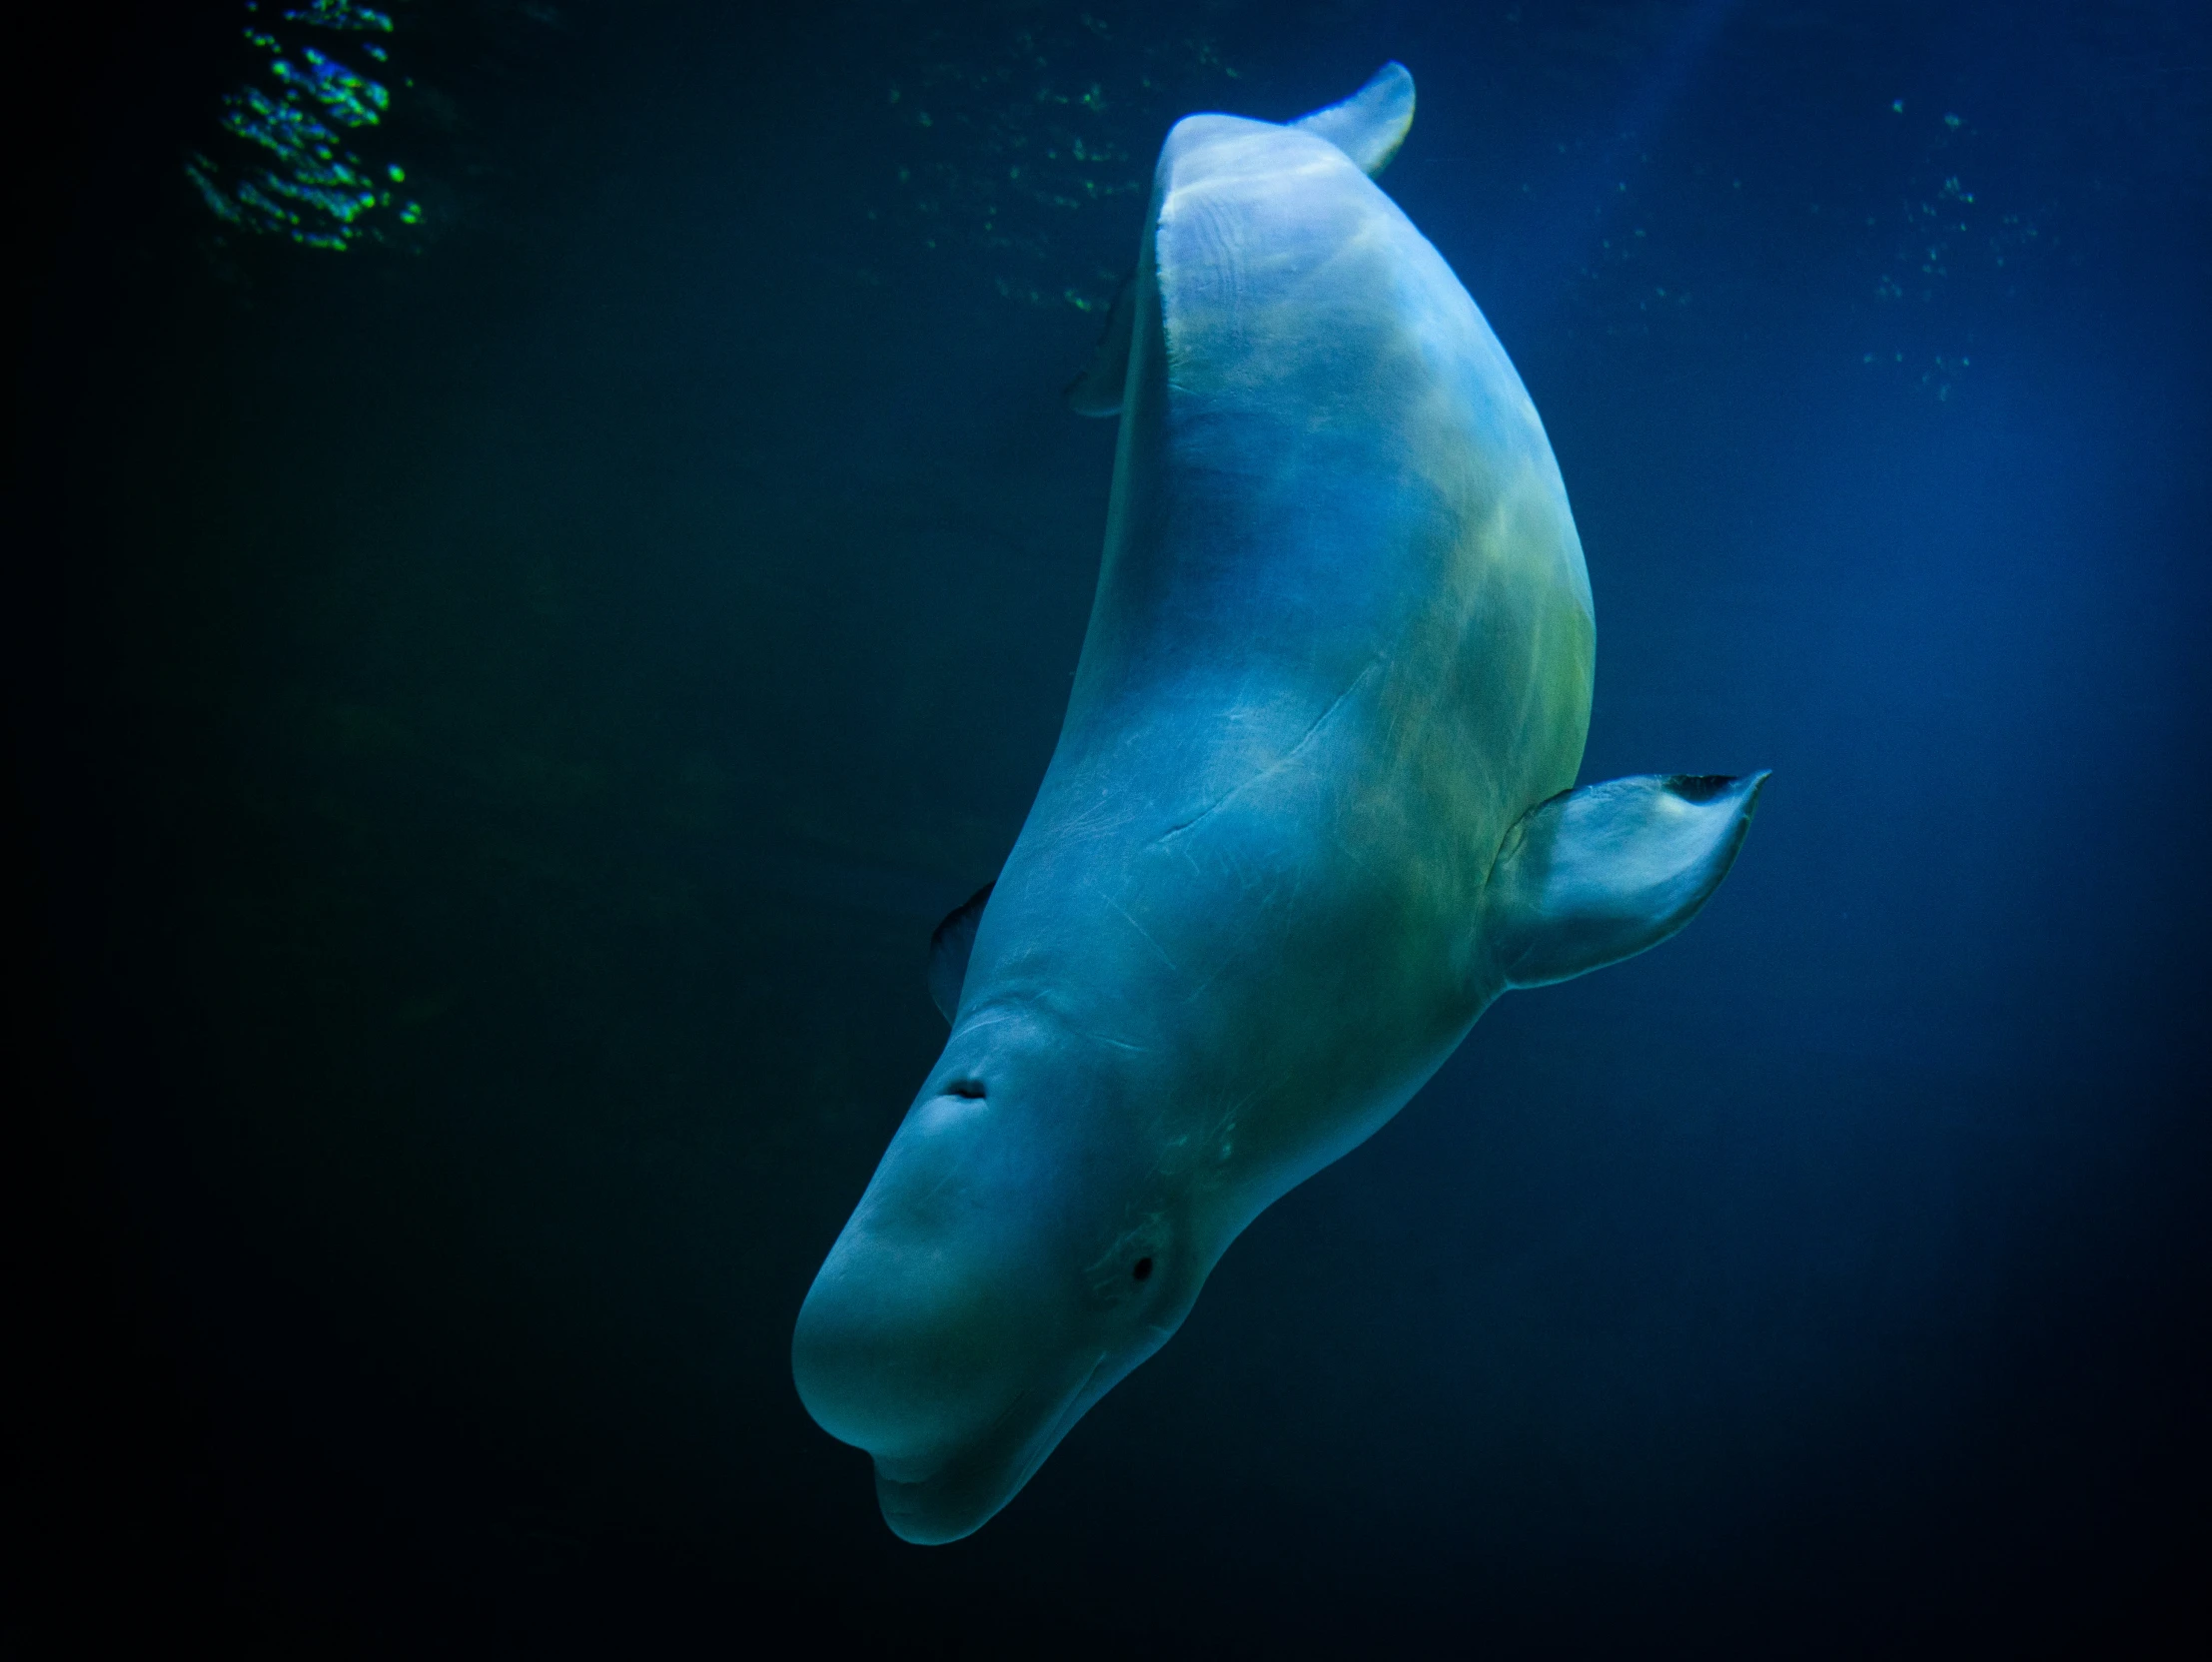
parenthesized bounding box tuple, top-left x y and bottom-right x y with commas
(9, 0, 2207, 1653)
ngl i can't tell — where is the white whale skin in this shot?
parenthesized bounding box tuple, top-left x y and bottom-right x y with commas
(792, 63, 1766, 1544)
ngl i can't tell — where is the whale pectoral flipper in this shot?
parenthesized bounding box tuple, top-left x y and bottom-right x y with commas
(1291, 61, 1416, 177)
(1063, 276, 1136, 417)
(927, 882, 995, 1024)
(1484, 772, 1769, 990)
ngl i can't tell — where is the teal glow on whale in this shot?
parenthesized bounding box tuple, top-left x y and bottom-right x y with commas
(792, 63, 1766, 1545)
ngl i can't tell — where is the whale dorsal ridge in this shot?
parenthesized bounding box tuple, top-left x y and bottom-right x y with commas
(1484, 772, 1769, 990)
(927, 882, 995, 1023)
(1292, 61, 1416, 177)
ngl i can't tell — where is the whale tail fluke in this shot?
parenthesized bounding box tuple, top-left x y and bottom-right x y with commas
(927, 882, 995, 1023)
(1292, 61, 1416, 177)
(1483, 771, 1768, 990)
(1064, 275, 1136, 417)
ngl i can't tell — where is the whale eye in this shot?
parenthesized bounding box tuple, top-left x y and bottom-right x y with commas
(945, 1080, 985, 1100)
(1131, 1256, 1153, 1282)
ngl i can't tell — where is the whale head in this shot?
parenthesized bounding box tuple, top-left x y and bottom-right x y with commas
(790, 1003, 1196, 1543)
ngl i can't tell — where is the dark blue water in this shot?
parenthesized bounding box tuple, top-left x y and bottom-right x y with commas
(12, 2, 2207, 1653)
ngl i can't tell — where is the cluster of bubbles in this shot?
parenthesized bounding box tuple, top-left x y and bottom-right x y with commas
(1859, 101, 2050, 401)
(860, 7, 1245, 312)
(1548, 91, 2054, 404)
(1576, 157, 1682, 302)
(186, 1, 423, 251)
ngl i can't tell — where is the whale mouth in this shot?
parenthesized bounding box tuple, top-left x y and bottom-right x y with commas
(872, 1352, 1110, 1545)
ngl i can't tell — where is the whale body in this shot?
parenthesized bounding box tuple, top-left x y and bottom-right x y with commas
(792, 63, 1766, 1544)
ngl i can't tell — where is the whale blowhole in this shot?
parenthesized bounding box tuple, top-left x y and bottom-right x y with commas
(1132, 1257, 1154, 1281)
(945, 1080, 986, 1100)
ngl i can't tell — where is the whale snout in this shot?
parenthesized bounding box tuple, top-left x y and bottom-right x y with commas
(791, 1042, 1169, 1541)
(792, 1224, 1100, 1543)
(791, 1232, 1050, 1466)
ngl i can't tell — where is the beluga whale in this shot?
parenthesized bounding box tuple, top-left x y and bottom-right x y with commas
(792, 62, 1766, 1544)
